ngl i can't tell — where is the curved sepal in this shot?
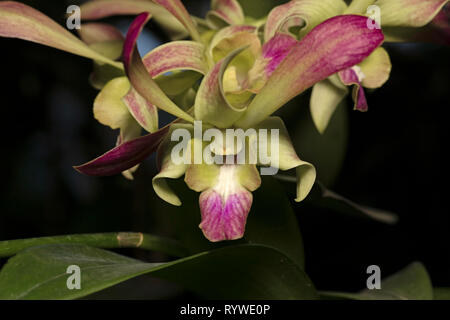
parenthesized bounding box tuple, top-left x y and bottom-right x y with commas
(0, 1, 121, 68)
(123, 13, 194, 123)
(143, 41, 208, 77)
(236, 15, 384, 128)
(264, 0, 347, 42)
(194, 47, 249, 128)
(359, 47, 392, 89)
(255, 117, 316, 202)
(79, 0, 188, 40)
(74, 126, 169, 176)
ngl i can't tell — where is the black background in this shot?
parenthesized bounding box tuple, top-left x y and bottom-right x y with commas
(0, 0, 449, 298)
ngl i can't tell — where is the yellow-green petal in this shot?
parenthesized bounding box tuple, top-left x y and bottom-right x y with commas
(256, 117, 316, 202)
(264, 0, 347, 42)
(310, 77, 348, 134)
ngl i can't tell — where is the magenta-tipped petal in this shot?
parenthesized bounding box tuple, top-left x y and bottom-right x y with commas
(261, 33, 297, 78)
(123, 13, 194, 122)
(199, 188, 253, 242)
(74, 126, 169, 176)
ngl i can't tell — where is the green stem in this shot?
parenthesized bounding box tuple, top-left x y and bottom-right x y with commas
(0, 232, 188, 258)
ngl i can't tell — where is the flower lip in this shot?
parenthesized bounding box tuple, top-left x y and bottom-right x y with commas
(198, 165, 254, 242)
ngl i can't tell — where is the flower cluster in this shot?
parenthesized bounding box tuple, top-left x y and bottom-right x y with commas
(0, 0, 447, 241)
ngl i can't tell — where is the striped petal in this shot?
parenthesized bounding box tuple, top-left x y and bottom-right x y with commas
(207, 0, 245, 28)
(186, 164, 261, 242)
(142, 41, 208, 77)
(79, 0, 188, 40)
(122, 87, 159, 133)
(235, 15, 384, 128)
(74, 126, 169, 176)
(247, 33, 298, 93)
(339, 66, 368, 112)
(123, 13, 194, 123)
(0, 1, 121, 68)
(264, 0, 347, 42)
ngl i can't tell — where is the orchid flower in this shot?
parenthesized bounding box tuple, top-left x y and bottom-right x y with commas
(0, 1, 383, 241)
(263, 0, 449, 133)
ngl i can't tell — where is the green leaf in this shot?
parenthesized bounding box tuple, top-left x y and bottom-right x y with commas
(0, 243, 318, 300)
(320, 262, 434, 300)
(0, 232, 188, 258)
(433, 288, 450, 300)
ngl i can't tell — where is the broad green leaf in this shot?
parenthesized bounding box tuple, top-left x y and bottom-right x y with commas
(0, 232, 187, 259)
(320, 262, 433, 300)
(0, 2, 121, 69)
(434, 287, 450, 300)
(0, 243, 318, 300)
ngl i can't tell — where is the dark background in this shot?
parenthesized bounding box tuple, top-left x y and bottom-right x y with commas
(0, 0, 449, 298)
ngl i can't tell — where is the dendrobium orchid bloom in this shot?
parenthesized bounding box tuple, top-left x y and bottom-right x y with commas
(0, 1, 385, 241)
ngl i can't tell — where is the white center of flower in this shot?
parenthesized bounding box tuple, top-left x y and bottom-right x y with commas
(213, 165, 240, 202)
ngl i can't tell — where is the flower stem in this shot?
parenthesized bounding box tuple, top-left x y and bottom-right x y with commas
(0, 232, 188, 258)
